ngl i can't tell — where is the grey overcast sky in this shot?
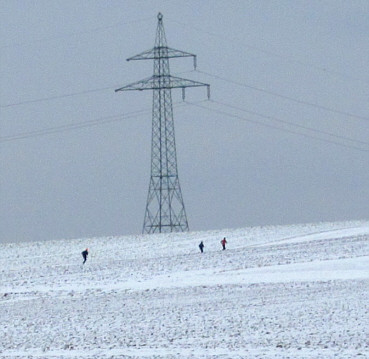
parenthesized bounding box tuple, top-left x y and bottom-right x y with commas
(1, 0, 368, 243)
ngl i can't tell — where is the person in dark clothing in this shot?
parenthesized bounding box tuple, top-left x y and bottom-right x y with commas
(199, 241, 204, 253)
(221, 237, 227, 250)
(81, 248, 89, 264)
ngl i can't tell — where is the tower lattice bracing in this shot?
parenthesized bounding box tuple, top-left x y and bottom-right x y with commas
(116, 13, 209, 234)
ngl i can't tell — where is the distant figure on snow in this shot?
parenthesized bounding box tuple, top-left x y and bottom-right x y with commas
(81, 248, 89, 264)
(199, 241, 204, 253)
(221, 237, 227, 250)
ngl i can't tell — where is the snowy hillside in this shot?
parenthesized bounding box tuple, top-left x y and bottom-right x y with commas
(1, 221, 369, 358)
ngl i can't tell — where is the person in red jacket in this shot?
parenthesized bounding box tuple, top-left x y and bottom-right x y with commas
(221, 237, 227, 250)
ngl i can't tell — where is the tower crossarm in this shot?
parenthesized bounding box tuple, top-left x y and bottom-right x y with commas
(115, 75, 210, 99)
(127, 47, 197, 68)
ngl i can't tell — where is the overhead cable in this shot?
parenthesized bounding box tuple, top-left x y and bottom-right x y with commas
(197, 70, 369, 123)
(0, 109, 150, 143)
(0, 101, 195, 143)
(0, 71, 193, 108)
(210, 99, 369, 147)
(0, 86, 118, 108)
(1, 17, 153, 49)
(186, 101, 369, 153)
(168, 18, 369, 86)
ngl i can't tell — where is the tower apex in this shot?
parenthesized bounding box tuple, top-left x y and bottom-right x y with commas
(157, 13, 163, 21)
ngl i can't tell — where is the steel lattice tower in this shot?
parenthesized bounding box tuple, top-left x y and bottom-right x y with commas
(116, 13, 210, 234)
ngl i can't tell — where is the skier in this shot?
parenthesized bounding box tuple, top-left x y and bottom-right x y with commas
(81, 248, 89, 264)
(221, 237, 227, 250)
(199, 241, 204, 253)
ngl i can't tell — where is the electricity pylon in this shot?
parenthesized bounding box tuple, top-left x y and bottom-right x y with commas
(116, 13, 210, 234)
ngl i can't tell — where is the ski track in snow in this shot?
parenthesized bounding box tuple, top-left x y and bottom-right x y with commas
(1, 220, 369, 358)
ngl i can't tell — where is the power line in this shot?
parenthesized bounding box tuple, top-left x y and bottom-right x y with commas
(186, 101, 369, 153)
(3, 97, 367, 153)
(197, 70, 369, 123)
(168, 18, 369, 86)
(0, 101, 197, 143)
(210, 99, 369, 147)
(0, 109, 150, 143)
(0, 86, 117, 108)
(0, 71, 193, 108)
(1, 17, 153, 50)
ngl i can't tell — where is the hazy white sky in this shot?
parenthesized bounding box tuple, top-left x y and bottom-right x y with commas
(1, 0, 368, 243)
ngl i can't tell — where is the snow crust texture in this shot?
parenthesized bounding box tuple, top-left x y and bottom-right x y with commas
(1, 221, 369, 358)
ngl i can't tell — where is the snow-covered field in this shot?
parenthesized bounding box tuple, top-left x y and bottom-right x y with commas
(1, 220, 369, 358)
